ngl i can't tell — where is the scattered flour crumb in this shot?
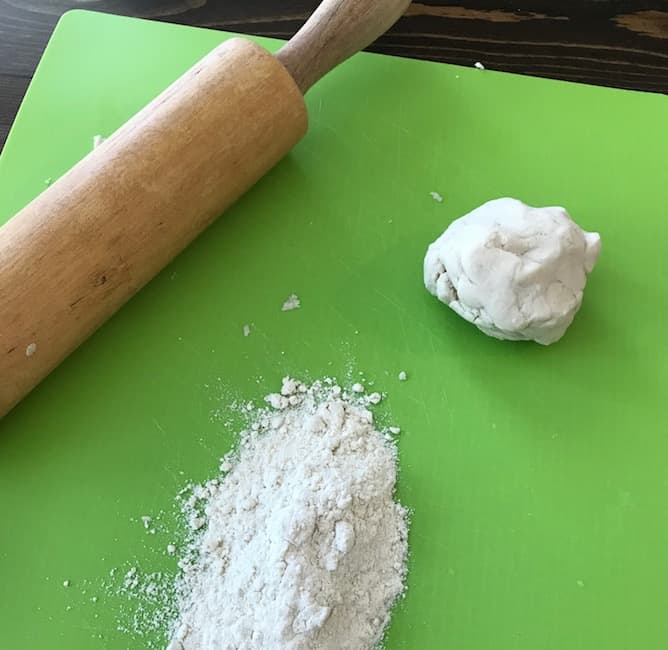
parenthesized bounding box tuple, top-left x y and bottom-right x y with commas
(242, 324, 251, 337)
(167, 545, 177, 555)
(352, 382, 365, 393)
(389, 426, 401, 435)
(281, 294, 301, 311)
(398, 371, 407, 381)
(265, 393, 288, 409)
(190, 517, 205, 531)
(63, 580, 70, 588)
(114, 565, 175, 639)
(124, 567, 139, 590)
(93, 134, 106, 149)
(25, 343, 37, 357)
(430, 191, 443, 203)
(280, 377, 301, 396)
(367, 392, 382, 405)
(474, 61, 485, 70)
(140, 516, 152, 529)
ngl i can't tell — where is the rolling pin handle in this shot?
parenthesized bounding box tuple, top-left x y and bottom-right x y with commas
(276, 0, 412, 94)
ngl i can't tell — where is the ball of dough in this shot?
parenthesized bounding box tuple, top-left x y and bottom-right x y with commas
(423, 198, 601, 345)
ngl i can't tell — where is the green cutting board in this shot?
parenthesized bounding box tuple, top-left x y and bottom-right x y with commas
(1, 9, 667, 649)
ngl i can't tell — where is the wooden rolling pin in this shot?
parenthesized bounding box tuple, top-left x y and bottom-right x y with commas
(0, 0, 411, 417)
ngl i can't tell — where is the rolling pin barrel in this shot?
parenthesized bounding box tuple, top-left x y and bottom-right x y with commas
(0, 0, 411, 417)
(0, 38, 307, 416)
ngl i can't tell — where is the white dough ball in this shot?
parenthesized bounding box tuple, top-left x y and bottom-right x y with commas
(423, 198, 601, 345)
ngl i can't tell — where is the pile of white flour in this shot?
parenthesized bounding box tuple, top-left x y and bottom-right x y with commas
(167, 377, 409, 650)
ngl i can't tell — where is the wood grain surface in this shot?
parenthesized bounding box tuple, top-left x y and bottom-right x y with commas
(0, 37, 307, 415)
(1, 0, 667, 150)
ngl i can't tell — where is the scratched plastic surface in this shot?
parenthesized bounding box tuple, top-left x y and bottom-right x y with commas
(1, 10, 668, 649)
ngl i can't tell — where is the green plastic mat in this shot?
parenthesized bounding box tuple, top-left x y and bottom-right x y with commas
(1, 9, 667, 649)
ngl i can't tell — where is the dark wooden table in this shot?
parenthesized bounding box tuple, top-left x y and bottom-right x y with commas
(1, 1, 667, 150)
